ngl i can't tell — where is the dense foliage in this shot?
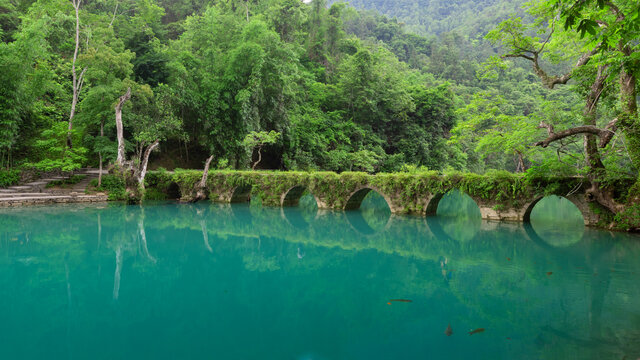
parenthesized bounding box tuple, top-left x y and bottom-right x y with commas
(335, 0, 527, 38)
(1, 0, 569, 176)
(0, 0, 638, 221)
(0, 0, 474, 174)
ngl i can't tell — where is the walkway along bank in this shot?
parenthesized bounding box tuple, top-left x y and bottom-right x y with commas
(144, 170, 620, 227)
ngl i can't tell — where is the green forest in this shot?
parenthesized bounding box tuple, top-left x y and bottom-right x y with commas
(0, 0, 639, 221)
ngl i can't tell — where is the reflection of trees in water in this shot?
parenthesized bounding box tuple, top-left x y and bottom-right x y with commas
(357, 191, 391, 232)
(282, 191, 318, 228)
(106, 206, 157, 300)
(435, 190, 481, 242)
(3, 203, 640, 359)
(530, 196, 584, 247)
(298, 191, 318, 221)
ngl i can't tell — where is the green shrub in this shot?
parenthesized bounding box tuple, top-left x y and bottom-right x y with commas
(144, 187, 168, 200)
(614, 204, 640, 231)
(94, 174, 127, 200)
(0, 169, 20, 188)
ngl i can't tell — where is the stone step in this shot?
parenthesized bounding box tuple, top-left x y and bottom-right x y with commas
(25, 181, 48, 186)
(0, 189, 17, 193)
(0, 193, 108, 206)
(8, 186, 32, 191)
(0, 195, 72, 201)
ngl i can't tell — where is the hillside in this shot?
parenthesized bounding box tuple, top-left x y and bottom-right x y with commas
(333, 0, 526, 37)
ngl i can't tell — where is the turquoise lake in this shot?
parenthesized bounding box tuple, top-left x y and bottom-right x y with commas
(1, 193, 639, 359)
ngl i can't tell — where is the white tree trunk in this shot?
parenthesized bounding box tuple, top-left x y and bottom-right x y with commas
(199, 155, 214, 188)
(252, 146, 262, 170)
(115, 87, 131, 167)
(137, 140, 159, 188)
(98, 120, 104, 187)
(68, 0, 87, 148)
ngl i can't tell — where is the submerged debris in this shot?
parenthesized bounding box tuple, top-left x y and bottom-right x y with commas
(445, 324, 453, 336)
(468, 328, 485, 335)
(388, 299, 412, 303)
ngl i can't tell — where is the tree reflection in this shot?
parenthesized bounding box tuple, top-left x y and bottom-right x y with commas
(345, 191, 391, 235)
(106, 206, 157, 300)
(434, 190, 481, 242)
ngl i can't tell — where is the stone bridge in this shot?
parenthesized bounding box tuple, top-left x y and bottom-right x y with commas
(149, 170, 607, 226)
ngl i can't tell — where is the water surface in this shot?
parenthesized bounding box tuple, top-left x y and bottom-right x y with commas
(1, 195, 639, 359)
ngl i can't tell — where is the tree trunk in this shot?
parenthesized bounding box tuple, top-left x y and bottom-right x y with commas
(137, 140, 159, 189)
(98, 120, 104, 187)
(68, 0, 87, 149)
(582, 66, 607, 172)
(109, 1, 118, 27)
(199, 155, 214, 188)
(515, 151, 525, 173)
(115, 87, 131, 168)
(191, 155, 214, 202)
(580, 66, 624, 213)
(619, 62, 639, 168)
(252, 146, 262, 170)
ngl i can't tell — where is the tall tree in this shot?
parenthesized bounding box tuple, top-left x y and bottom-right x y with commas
(487, 0, 640, 213)
(67, 0, 86, 148)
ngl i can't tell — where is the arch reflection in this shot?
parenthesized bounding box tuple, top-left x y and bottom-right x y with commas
(281, 191, 318, 229)
(428, 190, 481, 242)
(344, 191, 391, 235)
(526, 195, 584, 248)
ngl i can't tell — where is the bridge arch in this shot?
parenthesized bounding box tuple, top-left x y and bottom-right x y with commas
(344, 187, 392, 211)
(166, 182, 181, 200)
(281, 185, 319, 207)
(280, 186, 319, 229)
(343, 187, 392, 235)
(522, 195, 588, 225)
(424, 189, 481, 218)
(230, 185, 252, 203)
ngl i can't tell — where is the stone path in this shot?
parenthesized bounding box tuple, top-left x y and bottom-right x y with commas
(0, 168, 108, 207)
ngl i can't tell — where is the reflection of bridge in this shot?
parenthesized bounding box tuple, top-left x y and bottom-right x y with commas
(161, 171, 605, 225)
(165, 204, 600, 258)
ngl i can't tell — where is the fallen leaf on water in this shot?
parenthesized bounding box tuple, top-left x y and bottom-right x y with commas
(387, 302, 391, 305)
(506, 337, 511, 340)
(546, 272, 553, 276)
(507, 257, 511, 261)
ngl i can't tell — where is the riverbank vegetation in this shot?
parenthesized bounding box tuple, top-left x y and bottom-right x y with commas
(0, 0, 638, 225)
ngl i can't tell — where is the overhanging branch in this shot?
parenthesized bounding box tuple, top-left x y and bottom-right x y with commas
(535, 118, 618, 148)
(502, 44, 601, 89)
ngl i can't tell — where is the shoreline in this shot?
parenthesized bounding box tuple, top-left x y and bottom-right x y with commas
(0, 194, 108, 207)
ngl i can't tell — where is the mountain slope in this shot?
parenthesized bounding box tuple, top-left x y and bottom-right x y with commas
(334, 0, 526, 37)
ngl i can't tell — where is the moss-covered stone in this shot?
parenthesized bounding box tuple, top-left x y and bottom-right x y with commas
(135, 169, 629, 228)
